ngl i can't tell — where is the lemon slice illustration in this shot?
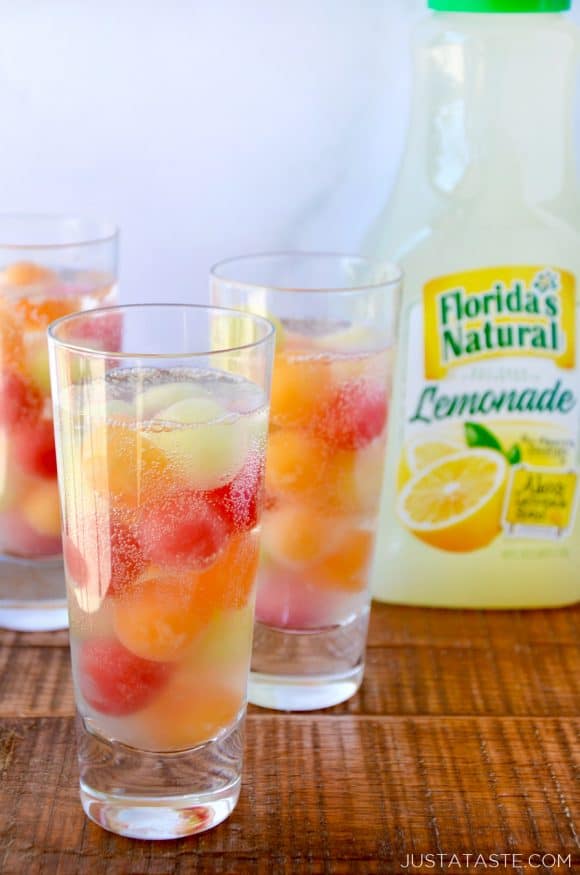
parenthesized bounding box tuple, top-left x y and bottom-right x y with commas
(408, 436, 463, 471)
(397, 436, 463, 488)
(397, 449, 507, 552)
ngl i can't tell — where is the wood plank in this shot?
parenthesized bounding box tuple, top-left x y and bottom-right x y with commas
(0, 643, 73, 717)
(0, 628, 69, 648)
(336, 642, 580, 718)
(1, 638, 578, 720)
(0, 716, 578, 875)
(367, 602, 580, 647)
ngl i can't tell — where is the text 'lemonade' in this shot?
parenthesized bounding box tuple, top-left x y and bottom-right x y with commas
(257, 320, 391, 632)
(56, 367, 267, 753)
(0, 262, 116, 560)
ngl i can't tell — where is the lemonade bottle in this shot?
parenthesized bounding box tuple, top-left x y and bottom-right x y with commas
(366, 0, 580, 607)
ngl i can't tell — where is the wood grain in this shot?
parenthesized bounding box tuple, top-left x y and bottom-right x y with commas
(1, 637, 578, 720)
(366, 603, 580, 647)
(1, 715, 578, 875)
(0, 628, 69, 649)
(0, 603, 578, 874)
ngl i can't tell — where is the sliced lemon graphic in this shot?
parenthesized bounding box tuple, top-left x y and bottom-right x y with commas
(408, 436, 463, 471)
(397, 436, 463, 489)
(397, 449, 507, 552)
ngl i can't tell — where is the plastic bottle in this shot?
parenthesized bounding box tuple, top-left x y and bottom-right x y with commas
(366, 0, 580, 608)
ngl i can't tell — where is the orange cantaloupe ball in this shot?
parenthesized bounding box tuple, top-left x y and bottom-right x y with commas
(270, 351, 330, 427)
(313, 529, 374, 592)
(196, 531, 259, 611)
(84, 423, 169, 508)
(140, 673, 244, 751)
(21, 480, 62, 537)
(4, 261, 55, 287)
(0, 307, 24, 371)
(313, 440, 386, 516)
(261, 504, 340, 568)
(113, 572, 212, 663)
(265, 429, 328, 499)
(16, 296, 81, 331)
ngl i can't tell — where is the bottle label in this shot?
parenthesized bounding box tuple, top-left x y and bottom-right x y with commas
(396, 266, 579, 552)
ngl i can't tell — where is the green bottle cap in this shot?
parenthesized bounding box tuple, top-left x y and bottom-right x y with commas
(429, 0, 571, 10)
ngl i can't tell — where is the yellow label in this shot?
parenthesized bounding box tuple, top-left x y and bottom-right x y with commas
(424, 266, 576, 379)
(395, 263, 580, 552)
(504, 467, 578, 533)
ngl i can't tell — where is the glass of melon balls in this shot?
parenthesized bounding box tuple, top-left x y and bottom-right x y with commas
(48, 304, 274, 839)
(0, 214, 118, 631)
(211, 253, 401, 711)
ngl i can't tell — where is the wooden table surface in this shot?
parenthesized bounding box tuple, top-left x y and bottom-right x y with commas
(0, 603, 578, 875)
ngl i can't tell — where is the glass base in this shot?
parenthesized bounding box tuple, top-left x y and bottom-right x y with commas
(248, 607, 369, 711)
(0, 554, 67, 631)
(249, 663, 364, 711)
(80, 780, 241, 841)
(78, 712, 245, 840)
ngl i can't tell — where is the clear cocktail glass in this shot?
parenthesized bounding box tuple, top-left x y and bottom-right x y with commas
(48, 304, 274, 839)
(211, 253, 401, 710)
(0, 214, 118, 631)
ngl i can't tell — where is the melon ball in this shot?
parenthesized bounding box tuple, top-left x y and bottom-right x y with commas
(21, 480, 61, 536)
(313, 529, 374, 593)
(135, 381, 209, 418)
(261, 505, 342, 569)
(0, 430, 27, 513)
(0, 307, 24, 372)
(137, 670, 244, 751)
(265, 429, 329, 499)
(0, 509, 62, 557)
(83, 422, 169, 509)
(113, 572, 213, 663)
(270, 352, 330, 427)
(25, 339, 52, 396)
(254, 564, 333, 630)
(4, 261, 55, 287)
(149, 397, 249, 490)
(183, 601, 254, 677)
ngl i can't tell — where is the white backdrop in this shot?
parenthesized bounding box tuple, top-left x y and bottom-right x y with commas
(1, 0, 579, 302)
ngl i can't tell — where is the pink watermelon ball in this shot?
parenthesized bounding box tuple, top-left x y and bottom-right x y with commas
(139, 489, 228, 569)
(313, 380, 388, 451)
(79, 637, 171, 716)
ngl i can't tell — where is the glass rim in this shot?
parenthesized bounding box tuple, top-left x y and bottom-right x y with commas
(0, 212, 119, 250)
(48, 302, 276, 359)
(210, 251, 403, 294)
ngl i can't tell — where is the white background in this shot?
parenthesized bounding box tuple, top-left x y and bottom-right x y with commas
(1, 0, 579, 301)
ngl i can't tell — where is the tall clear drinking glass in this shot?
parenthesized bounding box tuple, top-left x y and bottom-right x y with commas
(49, 304, 274, 839)
(0, 214, 118, 631)
(211, 253, 401, 710)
